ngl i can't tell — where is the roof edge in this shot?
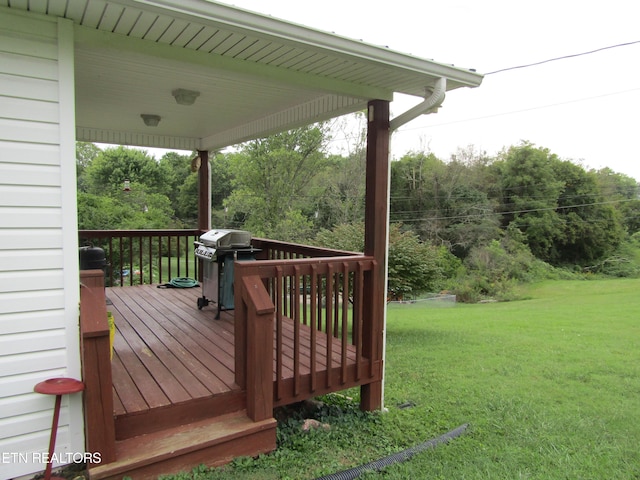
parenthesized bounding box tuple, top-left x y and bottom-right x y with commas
(128, 0, 484, 89)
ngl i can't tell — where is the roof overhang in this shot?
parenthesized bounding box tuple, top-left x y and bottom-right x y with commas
(5, 0, 484, 151)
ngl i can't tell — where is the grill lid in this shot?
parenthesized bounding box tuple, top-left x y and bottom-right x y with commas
(198, 229, 251, 249)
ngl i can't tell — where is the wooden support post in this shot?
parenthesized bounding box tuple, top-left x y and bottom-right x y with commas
(234, 262, 248, 389)
(197, 150, 211, 233)
(79, 270, 116, 463)
(361, 99, 390, 411)
(197, 150, 210, 283)
(242, 275, 275, 422)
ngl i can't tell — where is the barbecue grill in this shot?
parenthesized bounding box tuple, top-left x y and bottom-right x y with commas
(194, 229, 258, 319)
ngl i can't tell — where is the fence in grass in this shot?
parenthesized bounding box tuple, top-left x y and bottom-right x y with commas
(388, 293, 456, 307)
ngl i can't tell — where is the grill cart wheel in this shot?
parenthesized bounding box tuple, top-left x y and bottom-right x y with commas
(197, 296, 209, 310)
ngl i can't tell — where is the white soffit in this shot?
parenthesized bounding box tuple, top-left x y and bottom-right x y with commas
(2, 0, 483, 150)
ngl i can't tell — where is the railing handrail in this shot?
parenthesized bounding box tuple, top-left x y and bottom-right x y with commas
(235, 254, 375, 276)
(252, 237, 362, 258)
(77, 230, 364, 288)
(78, 230, 358, 256)
(235, 253, 380, 411)
(78, 229, 201, 286)
(79, 228, 201, 237)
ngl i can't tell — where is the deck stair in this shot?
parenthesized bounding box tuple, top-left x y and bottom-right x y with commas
(88, 410, 277, 480)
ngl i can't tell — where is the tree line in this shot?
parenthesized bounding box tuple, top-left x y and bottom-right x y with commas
(76, 121, 640, 301)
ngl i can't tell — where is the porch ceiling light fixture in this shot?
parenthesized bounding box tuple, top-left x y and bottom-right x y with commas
(172, 88, 200, 105)
(141, 114, 161, 127)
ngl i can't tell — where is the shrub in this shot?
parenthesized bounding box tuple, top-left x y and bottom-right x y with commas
(452, 228, 554, 302)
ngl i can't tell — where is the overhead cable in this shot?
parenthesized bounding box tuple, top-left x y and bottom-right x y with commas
(485, 40, 640, 75)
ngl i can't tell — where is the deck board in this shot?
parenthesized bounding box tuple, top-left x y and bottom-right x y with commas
(115, 287, 233, 393)
(107, 284, 364, 421)
(109, 291, 195, 404)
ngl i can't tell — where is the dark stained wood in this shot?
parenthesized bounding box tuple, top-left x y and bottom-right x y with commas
(109, 284, 369, 423)
(89, 412, 276, 480)
(106, 286, 238, 416)
(361, 99, 390, 411)
(80, 270, 110, 337)
(274, 361, 382, 408)
(79, 270, 116, 464)
(114, 390, 246, 441)
(197, 150, 211, 233)
(78, 229, 200, 287)
(110, 349, 151, 415)
(83, 228, 385, 472)
(242, 275, 275, 422)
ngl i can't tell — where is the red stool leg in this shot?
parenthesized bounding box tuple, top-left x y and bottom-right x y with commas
(43, 394, 62, 480)
(34, 378, 84, 480)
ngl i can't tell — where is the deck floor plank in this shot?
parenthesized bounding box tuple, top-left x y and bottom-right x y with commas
(109, 302, 173, 410)
(111, 347, 149, 415)
(141, 286, 237, 383)
(108, 284, 364, 421)
(108, 290, 197, 404)
(115, 287, 233, 394)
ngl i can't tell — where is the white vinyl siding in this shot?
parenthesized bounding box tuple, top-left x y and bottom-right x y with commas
(0, 9, 83, 480)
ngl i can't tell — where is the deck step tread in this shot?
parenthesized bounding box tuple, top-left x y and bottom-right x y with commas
(89, 411, 276, 480)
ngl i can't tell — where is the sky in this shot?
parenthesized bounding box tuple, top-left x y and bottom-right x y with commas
(210, 0, 640, 181)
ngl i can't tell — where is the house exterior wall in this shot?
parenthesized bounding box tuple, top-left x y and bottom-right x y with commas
(0, 9, 84, 479)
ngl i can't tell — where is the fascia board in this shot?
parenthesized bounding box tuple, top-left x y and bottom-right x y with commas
(126, 0, 484, 89)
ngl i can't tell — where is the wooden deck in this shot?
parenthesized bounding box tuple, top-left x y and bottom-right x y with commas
(106, 283, 366, 440)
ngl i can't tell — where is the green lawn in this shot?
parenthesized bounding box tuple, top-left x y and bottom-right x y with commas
(160, 255, 197, 281)
(162, 278, 640, 479)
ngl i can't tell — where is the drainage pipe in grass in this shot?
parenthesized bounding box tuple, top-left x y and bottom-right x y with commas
(314, 423, 469, 480)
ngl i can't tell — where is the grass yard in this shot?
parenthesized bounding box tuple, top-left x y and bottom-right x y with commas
(159, 255, 197, 280)
(379, 278, 640, 479)
(162, 278, 640, 479)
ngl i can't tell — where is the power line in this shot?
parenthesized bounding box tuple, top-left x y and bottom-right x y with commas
(395, 87, 640, 132)
(386, 40, 640, 142)
(389, 199, 638, 224)
(484, 40, 640, 75)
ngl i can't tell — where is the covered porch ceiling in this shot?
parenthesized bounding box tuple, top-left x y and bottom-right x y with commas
(6, 0, 484, 151)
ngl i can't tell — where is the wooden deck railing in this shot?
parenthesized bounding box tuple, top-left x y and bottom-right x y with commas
(77, 230, 382, 419)
(79, 270, 116, 464)
(252, 237, 361, 260)
(235, 253, 379, 418)
(77, 230, 358, 287)
(79, 229, 200, 286)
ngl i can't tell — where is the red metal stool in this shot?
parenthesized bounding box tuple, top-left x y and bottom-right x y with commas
(34, 378, 85, 480)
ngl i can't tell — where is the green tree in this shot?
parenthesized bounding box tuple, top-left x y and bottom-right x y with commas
(84, 146, 170, 196)
(77, 186, 174, 230)
(593, 168, 640, 235)
(76, 142, 102, 191)
(225, 125, 330, 240)
(174, 172, 199, 225)
(315, 222, 444, 299)
(491, 142, 565, 261)
(78, 146, 176, 230)
(173, 152, 235, 226)
(458, 226, 551, 302)
(314, 151, 366, 230)
(553, 161, 624, 264)
(390, 151, 444, 238)
(390, 150, 499, 257)
(157, 151, 194, 212)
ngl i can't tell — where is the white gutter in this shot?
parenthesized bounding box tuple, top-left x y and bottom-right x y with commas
(129, 1, 482, 90)
(390, 77, 447, 132)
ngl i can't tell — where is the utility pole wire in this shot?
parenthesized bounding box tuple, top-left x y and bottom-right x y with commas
(485, 40, 640, 75)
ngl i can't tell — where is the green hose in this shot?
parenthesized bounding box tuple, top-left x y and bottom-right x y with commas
(157, 277, 199, 288)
